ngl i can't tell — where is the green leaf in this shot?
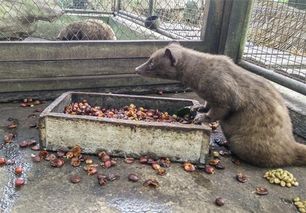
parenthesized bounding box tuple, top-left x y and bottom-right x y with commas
(174, 106, 191, 117)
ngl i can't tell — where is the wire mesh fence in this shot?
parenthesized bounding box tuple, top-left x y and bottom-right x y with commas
(0, 0, 206, 41)
(243, 0, 306, 83)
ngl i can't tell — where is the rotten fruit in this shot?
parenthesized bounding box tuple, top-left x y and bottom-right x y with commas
(15, 178, 25, 187)
(236, 173, 248, 183)
(143, 179, 159, 188)
(15, 166, 23, 175)
(204, 165, 215, 174)
(255, 187, 268, 196)
(64, 101, 194, 124)
(128, 173, 139, 182)
(215, 197, 225, 206)
(0, 157, 6, 166)
(183, 162, 196, 172)
(70, 175, 81, 184)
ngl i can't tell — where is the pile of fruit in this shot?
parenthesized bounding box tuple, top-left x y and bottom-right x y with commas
(293, 197, 306, 213)
(64, 100, 193, 123)
(263, 168, 299, 187)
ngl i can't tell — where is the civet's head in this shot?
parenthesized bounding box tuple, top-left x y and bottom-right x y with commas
(135, 42, 182, 80)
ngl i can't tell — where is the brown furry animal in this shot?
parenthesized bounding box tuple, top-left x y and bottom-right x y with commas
(57, 19, 116, 40)
(135, 43, 306, 167)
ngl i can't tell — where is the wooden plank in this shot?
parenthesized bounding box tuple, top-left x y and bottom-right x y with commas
(0, 40, 207, 62)
(0, 74, 178, 93)
(0, 58, 147, 79)
(218, 0, 233, 54)
(220, 0, 253, 61)
(201, 0, 225, 54)
(0, 84, 187, 103)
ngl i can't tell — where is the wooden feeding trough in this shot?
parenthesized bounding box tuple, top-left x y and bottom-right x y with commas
(39, 92, 210, 163)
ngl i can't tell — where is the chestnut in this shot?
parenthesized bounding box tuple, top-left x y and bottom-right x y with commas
(50, 158, 64, 168)
(208, 159, 220, 166)
(143, 179, 159, 188)
(98, 177, 107, 186)
(102, 160, 112, 168)
(215, 162, 225, 170)
(15, 166, 23, 175)
(204, 165, 215, 174)
(215, 197, 225, 206)
(66, 151, 74, 159)
(45, 154, 57, 161)
(0, 157, 6, 166)
(183, 162, 196, 172)
(87, 166, 97, 176)
(98, 151, 110, 162)
(124, 157, 135, 164)
(128, 173, 139, 182)
(236, 173, 248, 183)
(38, 150, 49, 159)
(70, 145, 82, 157)
(139, 156, 148, 164)
(152, 163, 161, 171)
(156, 168, 167, 176)
(70, 175, 81, 184)
(255, 187, 268, 195)
(71, 157, 81, 167)
(158, 158, 171, 168)
(15, 178, 25, 187)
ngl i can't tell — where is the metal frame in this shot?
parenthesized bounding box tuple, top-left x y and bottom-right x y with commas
(217, 0, 253, 61)
(231, 0, 306, 95)
(239, 60, 306, 96)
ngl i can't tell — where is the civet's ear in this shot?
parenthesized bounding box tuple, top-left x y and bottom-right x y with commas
(165, 48, 177, 66)
(168, 40, 181, 46)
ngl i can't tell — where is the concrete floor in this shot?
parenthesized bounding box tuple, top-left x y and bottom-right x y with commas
(0, 92, 305, 213)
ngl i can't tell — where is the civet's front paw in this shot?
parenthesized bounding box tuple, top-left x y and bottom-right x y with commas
(190, 102, 209, 113)
(193, 113, 211, 124)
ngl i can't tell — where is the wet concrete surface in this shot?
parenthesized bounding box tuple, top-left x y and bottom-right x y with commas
(0, 92, 306, 213)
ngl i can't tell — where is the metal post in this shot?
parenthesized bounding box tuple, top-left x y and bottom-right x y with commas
(200, 0, 225, 54)
(239, 60, 306, 96)
(116, 0, 121, 12)
(148, 0, 154, 17)
(219, 0, 253, 62)
(113, 0, 116, 15)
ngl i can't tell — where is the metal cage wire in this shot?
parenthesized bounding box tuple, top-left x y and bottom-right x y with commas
(0, 0, 206, 41)
(243, 0, 306, 83)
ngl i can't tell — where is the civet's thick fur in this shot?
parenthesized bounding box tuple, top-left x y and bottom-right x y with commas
(136, 43, 306, 167)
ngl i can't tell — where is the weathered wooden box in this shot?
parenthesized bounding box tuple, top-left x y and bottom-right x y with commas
(39, 92, 210, 163)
